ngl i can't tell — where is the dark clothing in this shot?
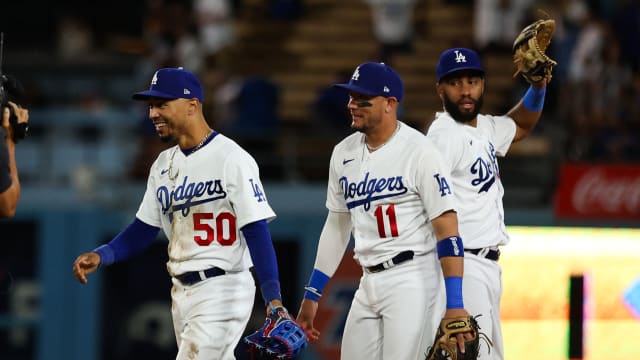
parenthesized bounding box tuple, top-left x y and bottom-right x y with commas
(0, 128, 11, 193)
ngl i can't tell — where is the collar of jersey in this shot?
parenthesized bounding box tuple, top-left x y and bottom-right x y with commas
(181, 131, 219, 156)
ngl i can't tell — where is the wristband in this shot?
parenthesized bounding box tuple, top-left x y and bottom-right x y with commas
(445, 276, 464, 309)
(303, 269, 330, 302)
(522, 85, 546, 112)
(436, 236, 463, 259)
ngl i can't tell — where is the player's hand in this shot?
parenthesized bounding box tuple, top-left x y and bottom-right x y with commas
(444, 308, 475, 354)
(73, 252, 101, 284)
(267, 299, 284, 314)
(296, 298, 320, 341)
(2, 102, 29, 140)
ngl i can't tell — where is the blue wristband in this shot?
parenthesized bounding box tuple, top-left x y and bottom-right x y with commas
(436, 236, 464, 259)
(445, 276, 464, 309)
(522, 85, 546, 112)
(304, 269, 330, 302)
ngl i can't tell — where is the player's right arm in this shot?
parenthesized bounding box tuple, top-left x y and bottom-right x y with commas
(296, 210, 351, 341)
(0, 102, 28, 218)
(72, 218, 160, 284)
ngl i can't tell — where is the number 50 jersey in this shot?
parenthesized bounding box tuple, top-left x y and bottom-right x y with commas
(136, 132, 276, 277)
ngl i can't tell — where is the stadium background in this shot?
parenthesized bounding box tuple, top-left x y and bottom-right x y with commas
(1, 0, 639, 359)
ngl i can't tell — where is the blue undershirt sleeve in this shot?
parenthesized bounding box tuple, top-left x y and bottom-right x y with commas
(242, 219, 282, 305)
(93, 218, 160, 266)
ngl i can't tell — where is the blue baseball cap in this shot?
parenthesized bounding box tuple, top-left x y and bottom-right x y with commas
(132, 67, 203, 102)
(436, 48, 485, 82)
(333, 62, 404, 101)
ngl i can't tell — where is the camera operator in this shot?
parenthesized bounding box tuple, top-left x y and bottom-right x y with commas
(0, 101, 28, 218)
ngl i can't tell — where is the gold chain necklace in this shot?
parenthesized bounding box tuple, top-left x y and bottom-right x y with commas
(167, 130, 213, 181)
(187, 129, 213, 155)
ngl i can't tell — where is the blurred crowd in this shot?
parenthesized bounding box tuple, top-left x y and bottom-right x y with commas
(5, 0, 640, 191)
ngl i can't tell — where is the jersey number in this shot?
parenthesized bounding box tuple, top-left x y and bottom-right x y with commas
(374, 204, 399, 238)
(193, 212, 237, 246)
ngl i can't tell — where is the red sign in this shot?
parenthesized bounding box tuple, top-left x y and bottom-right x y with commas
(554, 163, 640, 219)
(308, 251, 361, 360)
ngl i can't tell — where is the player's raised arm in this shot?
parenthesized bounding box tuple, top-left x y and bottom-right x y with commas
(506, 77, 548, 143)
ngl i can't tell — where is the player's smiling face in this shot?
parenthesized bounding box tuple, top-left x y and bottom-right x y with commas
(147, 98, 191, 143)
(347, 92, 387, 133)
(437, 71, 485, 124)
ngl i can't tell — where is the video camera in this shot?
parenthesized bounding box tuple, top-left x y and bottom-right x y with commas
(0, 33, 28, 142)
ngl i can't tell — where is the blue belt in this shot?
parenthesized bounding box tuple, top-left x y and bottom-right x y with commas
(174, 267, 225, 286)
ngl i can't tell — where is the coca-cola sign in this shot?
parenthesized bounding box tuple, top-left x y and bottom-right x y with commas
(554, 164, 640, 219)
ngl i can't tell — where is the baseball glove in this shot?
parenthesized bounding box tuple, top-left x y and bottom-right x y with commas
(425, 316, 488, 360)
(512, 15, 557, 84)
(243, 306, 307, 359)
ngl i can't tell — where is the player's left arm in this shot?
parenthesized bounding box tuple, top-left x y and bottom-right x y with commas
(242, 219, 283, 310)
(506, 78, 548, 143)
(431, 210, 475, 353)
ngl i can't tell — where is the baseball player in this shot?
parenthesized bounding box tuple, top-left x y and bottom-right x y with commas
(426, 48, 549, 359)
(72, 67, 291, 360)
(296, 62, 474, 359)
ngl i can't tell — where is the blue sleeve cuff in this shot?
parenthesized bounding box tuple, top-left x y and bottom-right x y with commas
(93, 244, 115, 266)
(445, 276, 464, 309)
(92, 218, 159, 265)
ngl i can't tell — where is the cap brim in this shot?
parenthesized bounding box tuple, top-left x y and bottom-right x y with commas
(333, 83, 380, 97)
(131, 90, 178, 101)
(438, 67, 485, 82)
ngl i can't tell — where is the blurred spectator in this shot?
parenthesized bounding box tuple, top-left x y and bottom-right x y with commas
(308, 69, 353, 137)
(270, 0, 304, 20)
(193, 0, 236, 57)
(364, 0, 419, 63)
(56, 14, 93, 61)
(473, 0, 535, 52)
(611, 0, 640, 72)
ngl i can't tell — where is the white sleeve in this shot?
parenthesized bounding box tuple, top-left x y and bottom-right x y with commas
(135, 159, 162, 227)
(313, 211, 352, 277)
(486, 114, 517, 156)
(225, 150, 276, 228)
(325, 146, 349, 212)
(415, 140, 457, 220)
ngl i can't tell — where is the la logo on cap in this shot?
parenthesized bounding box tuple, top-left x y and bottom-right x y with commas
(454, 50, 467, 63)
(151, 71, 159, 85)
(352, 67, 361, 81)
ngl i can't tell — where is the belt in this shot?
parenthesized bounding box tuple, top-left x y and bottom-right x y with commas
(174, 267, 225, 286)
(465, 248, 500, 261)
(366, 250, 414, 273)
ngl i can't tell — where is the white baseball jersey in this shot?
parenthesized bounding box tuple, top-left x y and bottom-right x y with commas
(326, 121, 457, 267)
(136, 132, 276, 276)
(426, 112, 516, 248)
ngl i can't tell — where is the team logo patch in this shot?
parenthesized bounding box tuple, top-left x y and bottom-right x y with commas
(434, 173, 452, 197)
(250, 179, 266, 202)
(454, 50, 467, 63)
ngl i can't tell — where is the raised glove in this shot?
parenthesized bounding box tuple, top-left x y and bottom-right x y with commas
(512, 15, 557, 84)
(425, 316, 487, 360)
(243, 306, 307, 359)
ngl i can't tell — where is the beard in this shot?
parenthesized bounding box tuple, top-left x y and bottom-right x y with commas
(443, 93, 483, 124)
